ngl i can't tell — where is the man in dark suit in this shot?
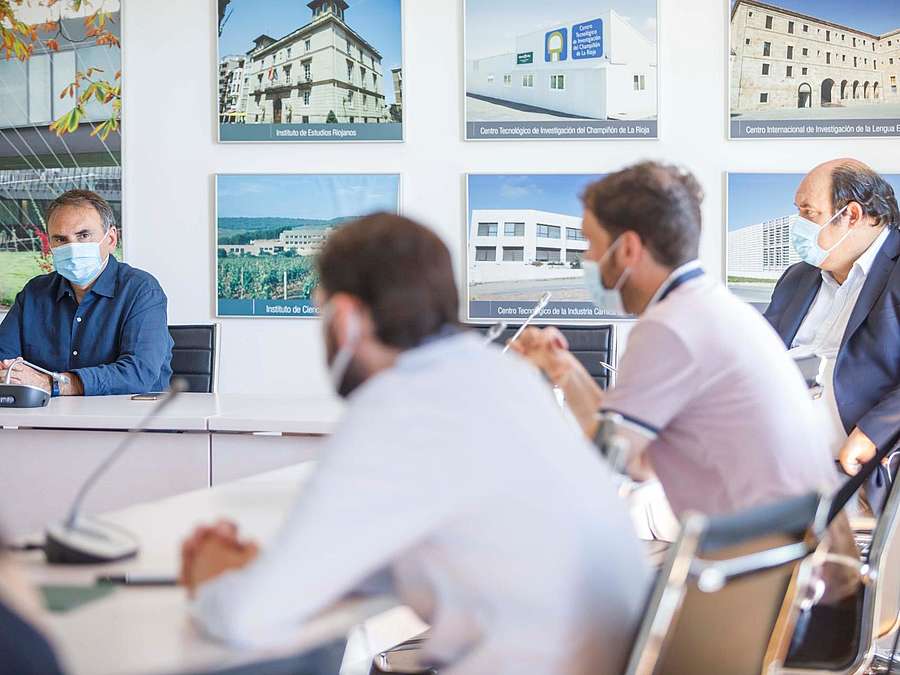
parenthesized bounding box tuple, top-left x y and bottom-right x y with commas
(765, 159, 900, 478)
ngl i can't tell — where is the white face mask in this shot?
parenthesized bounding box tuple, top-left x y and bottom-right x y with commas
(789, 205, 850, 268)
(321, 302, 361, 397)
(52, 229, 111, 287)
(582, 237, 631, 316)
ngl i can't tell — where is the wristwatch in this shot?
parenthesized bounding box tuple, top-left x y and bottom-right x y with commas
(50, 372, 66, 397)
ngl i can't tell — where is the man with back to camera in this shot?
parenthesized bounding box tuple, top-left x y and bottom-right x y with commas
(178, 213, 651, 675)
(0, 189, 173, 396)
(764, 159, 900, 491)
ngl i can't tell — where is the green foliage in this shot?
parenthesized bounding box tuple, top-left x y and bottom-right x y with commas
(217, 254, 319, 301)
(217, 218, 348, 245)
(218, 227, 288, 245)
(0, 1, 121, 140)
(0, 251, 44, 309)
(218, 216, 345, 231)
(326, 110, 338, 124)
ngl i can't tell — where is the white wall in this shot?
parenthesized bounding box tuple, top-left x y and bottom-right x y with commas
(122, 0, 896, 398)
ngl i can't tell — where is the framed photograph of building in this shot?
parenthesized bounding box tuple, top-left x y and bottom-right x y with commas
(216, 174, 401, 318)
(726, 172, 900, 305)
(463, 0, 659, 141)
(0, 0, 122, 313)
(466, 173, 632, 323)
(217, 0, 403, 142)
(730, 0, 900, 139)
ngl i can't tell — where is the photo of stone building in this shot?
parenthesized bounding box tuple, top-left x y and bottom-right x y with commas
(218, 54, 246, 123)
(218, 0, 403, 141)
(730, 0, 900, 118)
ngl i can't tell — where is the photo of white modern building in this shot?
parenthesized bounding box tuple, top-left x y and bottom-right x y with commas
(218, 0, 403, 141)
(727, 173, 807, 304)
(466, 174, 617, 321)
(467, 8, 657, 123)
(730, 0, 900, 131)
(727, 215, 798, 280)
(464, 0, 658, 140)
(726, 171, 900, 304)
(469, 209, 588, 285)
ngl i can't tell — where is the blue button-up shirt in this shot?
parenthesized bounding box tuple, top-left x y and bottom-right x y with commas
(0, 256, 173, 395)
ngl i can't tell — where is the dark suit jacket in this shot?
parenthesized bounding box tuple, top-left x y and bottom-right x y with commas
(764, 228, 900, 450)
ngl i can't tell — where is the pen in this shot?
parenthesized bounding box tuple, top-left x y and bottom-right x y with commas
(96, 574, 178, 587)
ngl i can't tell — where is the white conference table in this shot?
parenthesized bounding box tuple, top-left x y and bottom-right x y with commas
(14, 464, 427, 675)
(0, 394, 344, 537)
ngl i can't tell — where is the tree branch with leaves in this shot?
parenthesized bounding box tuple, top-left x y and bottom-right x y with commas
(1, 0, 121, 140)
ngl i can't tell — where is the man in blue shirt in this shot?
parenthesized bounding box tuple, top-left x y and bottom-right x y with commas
(0, 190, 172, 396)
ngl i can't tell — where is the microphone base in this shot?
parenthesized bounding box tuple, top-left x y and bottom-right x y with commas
(45, 518, 139, 565)
(0, 384, 50, 408)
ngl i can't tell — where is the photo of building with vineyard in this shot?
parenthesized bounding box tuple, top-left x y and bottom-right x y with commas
(215, 174, 400, 317)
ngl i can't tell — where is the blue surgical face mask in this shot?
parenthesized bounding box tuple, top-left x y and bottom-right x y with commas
(52, 230, 111, 287)
(789, 205, 850, 268)
(583, 237, 630, 316)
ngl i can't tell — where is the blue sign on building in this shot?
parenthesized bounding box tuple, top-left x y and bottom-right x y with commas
(544, 27, 568, 62)
(572, 18, 603, 60)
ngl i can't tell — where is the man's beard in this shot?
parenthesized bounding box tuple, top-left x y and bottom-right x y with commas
(325, 324, 368, 398)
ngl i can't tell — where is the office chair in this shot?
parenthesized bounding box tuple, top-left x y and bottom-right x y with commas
(780, 478, 900, 675)
(476, 323, 617, 389)
(168, 324, 219, 394)
(625, 492, 829, 675)
(371, 494, 828, 675)
(370, 632, 436, 675)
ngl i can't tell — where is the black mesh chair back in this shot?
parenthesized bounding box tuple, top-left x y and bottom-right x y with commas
(476, 323, 616, 389)
(168, 324, 219, 394)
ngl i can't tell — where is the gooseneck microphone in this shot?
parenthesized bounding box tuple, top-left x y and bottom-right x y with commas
(502, 291, 552, 354)
(482, 321, 508, 345)
(43, 378, 188, 564)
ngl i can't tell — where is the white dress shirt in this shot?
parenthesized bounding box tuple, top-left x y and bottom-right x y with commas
(192, 333, 651, 675)
(789, 226, 890, 456)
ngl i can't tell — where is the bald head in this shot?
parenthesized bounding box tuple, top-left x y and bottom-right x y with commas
(809, 157, 871, 178)
(793, 158, 898, 274)
(796, 158, 898, 231)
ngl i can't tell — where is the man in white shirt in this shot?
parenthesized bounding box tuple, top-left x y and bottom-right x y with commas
(765, 159, 900, 488)
(179, 214, 651, 675)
